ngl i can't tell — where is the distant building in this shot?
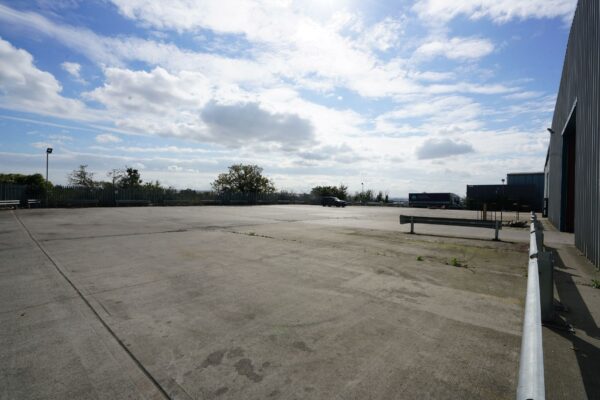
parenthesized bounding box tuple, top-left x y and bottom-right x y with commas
(465, 172, 544, 212)
(545, 0, 599, 268)
(408, 193, 461, 209)
(507, 172, 545, 212)
(507, 172, 544, 190)
(466, 182, 542, 212)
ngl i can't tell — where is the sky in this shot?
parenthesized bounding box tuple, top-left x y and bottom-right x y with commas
(0, 0, 578, 196)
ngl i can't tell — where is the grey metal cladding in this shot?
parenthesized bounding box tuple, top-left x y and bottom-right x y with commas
(547, 0, 600, 268)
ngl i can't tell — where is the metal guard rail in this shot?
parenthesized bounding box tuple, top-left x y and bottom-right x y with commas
(399, 215, 502, 240)
(516, 212, 545, 400)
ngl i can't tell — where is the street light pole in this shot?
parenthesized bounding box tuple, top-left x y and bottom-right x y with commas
(361, 182, 364, 205)
(46, 148, 53, 206)
(501, 178, 505, 222)
(45, 148, 53, 183)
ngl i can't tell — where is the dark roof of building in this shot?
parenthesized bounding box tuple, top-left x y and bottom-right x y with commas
(507, 172, 544, 176)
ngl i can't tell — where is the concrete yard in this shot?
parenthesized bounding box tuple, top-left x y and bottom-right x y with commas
(0, 205, 592, 399)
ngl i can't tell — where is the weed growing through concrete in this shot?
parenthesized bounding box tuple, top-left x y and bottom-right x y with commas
(417, 256, 424, 261)
(447, 257, 467, 268)
(591, 279, 600, 289)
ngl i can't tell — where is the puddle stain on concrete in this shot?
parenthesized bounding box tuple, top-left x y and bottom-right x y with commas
(201, 349, 226, 368)
(234, 358, 263, 382)
(227, 347, 245, 359)
(292, 341, 313, 352)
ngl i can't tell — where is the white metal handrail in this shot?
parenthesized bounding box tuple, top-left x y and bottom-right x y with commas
(516, 213, 545, 400)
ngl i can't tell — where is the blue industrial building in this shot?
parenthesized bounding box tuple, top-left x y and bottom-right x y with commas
(466, 172, 544, 212)
(545, 0, 599, 268)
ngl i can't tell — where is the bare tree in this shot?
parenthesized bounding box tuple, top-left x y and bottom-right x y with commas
(67, 165, 96, 188)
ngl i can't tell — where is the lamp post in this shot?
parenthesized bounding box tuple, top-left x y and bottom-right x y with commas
(361, 182, 364, 205)
(46, 148, 52, 206)
(500, 178, 505, 221)
(46, 148, 52, 183)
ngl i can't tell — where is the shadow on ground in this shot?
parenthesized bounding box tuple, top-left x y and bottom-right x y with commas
(548, 247, 600, 399)
(407, 231, 517, 243)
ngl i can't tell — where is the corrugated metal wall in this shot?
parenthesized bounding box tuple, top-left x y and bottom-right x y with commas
(507, 173, 545, 211)
(466, 184, 541, 211)
(507, 173, 544, 187)
(547, 0, 600, 268)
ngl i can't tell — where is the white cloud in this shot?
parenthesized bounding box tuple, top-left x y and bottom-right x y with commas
(92, 145, 216, 154)
(31, 141, 53, 149)
(413, 0, 577, 24)
(415, 37, 494, 61)
(85, 67, 212, 114)
(379, 96, 482, 122)
(0, 3, 519, 102)
(504, 91, 543, 100)
(409, 70, 456, 82)
(416, 138, 475, 159)
(95, 133, 122, 143)
(201, 101, 315, 147)
(61, 61, 80, 76)
(0, 37, 90, 119)
(0, 2, 558, 195)
(358, 17, 405, 52)
(426, 82, 515, 95)
(61, 61, 85, 83)
(81, 64, 363, 150)
(48, 134, 73, 141)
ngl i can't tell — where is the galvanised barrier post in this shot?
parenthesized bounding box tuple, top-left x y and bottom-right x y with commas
(529, 213, 554, 322)
(517, 255, 545, 400)
(518, 212, 554, 399)
(538, 251, 554, 322)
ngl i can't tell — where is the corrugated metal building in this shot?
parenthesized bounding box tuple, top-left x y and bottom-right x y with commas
(545, 0, 599, 268)
(507, 172, 544, 196)
(466, 183, 541, 212)
(466, 172, 545, 212)
(507, 172, 545, 212)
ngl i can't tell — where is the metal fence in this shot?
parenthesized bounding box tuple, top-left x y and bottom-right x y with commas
(0, 183, 27, 202)
(517, 212, 553, 400)
(0, 183, 315, 207)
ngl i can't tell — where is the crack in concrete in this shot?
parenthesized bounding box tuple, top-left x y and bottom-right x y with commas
(11, 210, 173, 400)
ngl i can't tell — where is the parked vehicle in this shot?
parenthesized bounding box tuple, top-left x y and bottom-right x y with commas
(408, 192, 462, 209)
(321, 196, 347, 207)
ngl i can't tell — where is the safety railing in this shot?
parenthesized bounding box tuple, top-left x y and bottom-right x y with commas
(516, 212, 553, 400)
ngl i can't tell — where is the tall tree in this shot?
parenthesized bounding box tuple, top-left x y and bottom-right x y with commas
(67, 165, 96, 188)
(119, 167, 143, 188)
(310, 184, 348, 200)
(0, 173, 47, 187)
(212, 164, 275, 193)
(0, 173, 52, 196)
(353, 189, 374, 203)
(107, 169, 125, 188)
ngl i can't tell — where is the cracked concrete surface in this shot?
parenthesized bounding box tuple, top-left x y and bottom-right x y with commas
(0, 205, 582, 399)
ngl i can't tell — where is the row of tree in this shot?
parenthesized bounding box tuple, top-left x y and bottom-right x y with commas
(0, 173, 49, 188)
(65, 164, 275, 193)
(67, 165, 163, 189)
(2, 164, 390, 202)
(310, 184, 389, 202)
